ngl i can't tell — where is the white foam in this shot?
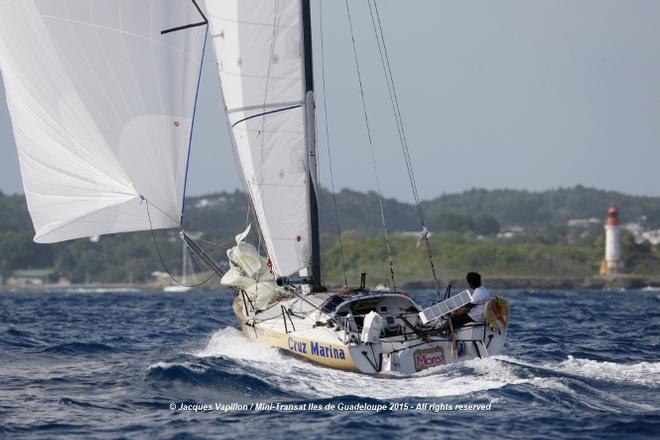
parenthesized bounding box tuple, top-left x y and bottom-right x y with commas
(555, 355, 660, 386)
(193, 327, 284, 363)
(188, 327, 573, 399)
(148, 361, 178, 370)
(147, 360, 207, 374)
(494, 354, 660, 386)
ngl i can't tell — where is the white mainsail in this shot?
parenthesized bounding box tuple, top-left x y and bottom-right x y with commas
(203, 0, 312, 277)
(0, 0, 206, 243)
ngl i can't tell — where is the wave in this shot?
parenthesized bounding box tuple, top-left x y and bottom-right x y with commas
(3, 289, 659, 439)
(146, 358, 295, 399)
(495, 355, 660, 387)
(59, 397, 121, 412)
(1, 327, 44, 348)
(551, 355, 660, 386)
(184, 327, 570, 400)
(40, 342, 118, 355)
(183, 327, 660, 406)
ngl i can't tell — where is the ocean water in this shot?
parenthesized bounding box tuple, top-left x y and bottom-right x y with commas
(1, 289, 659, 439)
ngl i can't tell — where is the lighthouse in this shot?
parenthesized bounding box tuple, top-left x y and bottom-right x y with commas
(600, 206, 623, 275)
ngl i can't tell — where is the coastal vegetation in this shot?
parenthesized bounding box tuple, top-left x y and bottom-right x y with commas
(322, 232, 602, 286)
(0, 186, 659, 285)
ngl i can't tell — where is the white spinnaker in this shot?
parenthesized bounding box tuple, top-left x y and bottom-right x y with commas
(0, 0, 205, 243)
(204, 0, 311, 277)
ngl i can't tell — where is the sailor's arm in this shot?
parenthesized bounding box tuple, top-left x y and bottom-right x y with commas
(450, 303, 475, 317)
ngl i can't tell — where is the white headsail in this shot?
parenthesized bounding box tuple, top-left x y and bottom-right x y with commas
(0, 0, 206, 243)
(203, 0, 312, 277)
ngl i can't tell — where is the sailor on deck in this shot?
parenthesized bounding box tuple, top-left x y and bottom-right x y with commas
(447, 272, 492, 330)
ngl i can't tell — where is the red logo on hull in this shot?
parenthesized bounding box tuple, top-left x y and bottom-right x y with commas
(414, 348, 445, 371)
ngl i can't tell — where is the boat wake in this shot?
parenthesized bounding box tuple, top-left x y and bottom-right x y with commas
(145, 327, 659, 408)
(189, 328, 515, 399)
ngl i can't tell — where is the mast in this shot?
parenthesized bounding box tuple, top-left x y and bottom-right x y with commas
(301, 0, 322, 290)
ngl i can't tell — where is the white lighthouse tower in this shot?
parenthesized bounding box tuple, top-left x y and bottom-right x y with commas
(600, 206, 623, 275)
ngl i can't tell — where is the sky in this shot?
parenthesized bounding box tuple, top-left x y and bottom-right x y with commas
(1, 0, 659, 203)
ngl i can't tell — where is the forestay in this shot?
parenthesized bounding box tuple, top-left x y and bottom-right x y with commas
(0, 0, 205, 243)
(203, 0, 311, 277)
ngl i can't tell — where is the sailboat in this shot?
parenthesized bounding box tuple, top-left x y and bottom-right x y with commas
(0, 0, 509, 375)
(163, 241, 193, 292)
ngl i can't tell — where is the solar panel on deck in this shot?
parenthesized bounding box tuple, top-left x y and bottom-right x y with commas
(418, 290, 473, 324)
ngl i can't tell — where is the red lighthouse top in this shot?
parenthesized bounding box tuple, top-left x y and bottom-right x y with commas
(606, 205, 619, 226)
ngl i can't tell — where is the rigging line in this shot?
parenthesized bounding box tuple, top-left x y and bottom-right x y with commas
(345, 0, 397, 292)
(370, 4, 424, 215)
(319, 0, 347, 287)
(378, 25, 422, 218)
(181, 25, 208, 223)
(366, 2, 410, 204)
(372, 10, 421, 220)
(369, 1, 441, 295)
(368, 1, 422, 223)
(138, 196, 180, 225)
(143, 198, 217, 288)
(198, 237, 221, 247)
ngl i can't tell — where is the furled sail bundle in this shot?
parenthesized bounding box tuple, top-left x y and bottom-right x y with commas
(0, 0, 206, 243)
(203, 0, 313, 277)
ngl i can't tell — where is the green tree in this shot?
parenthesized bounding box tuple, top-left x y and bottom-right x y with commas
(0, 230, 54, 276)
(432, 213, 475, 233)
(621, 231, 660, 274)
(474, 213, 500, 235)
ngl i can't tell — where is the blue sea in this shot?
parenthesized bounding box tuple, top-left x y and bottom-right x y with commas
(1, 288, 659, 439)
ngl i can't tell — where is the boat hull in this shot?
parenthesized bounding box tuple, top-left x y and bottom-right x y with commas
(232, 294, 508, 375)
(239, 321, 361, 372)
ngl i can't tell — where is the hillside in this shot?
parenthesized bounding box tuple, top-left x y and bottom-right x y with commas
(422, 186, 660, 229)
(1, 186, 659, 285)
(182, 185, 660, 234)
(4, 185, 660, 234)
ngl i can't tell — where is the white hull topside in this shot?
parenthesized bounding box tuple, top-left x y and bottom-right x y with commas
(233, 289, 508, 375)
